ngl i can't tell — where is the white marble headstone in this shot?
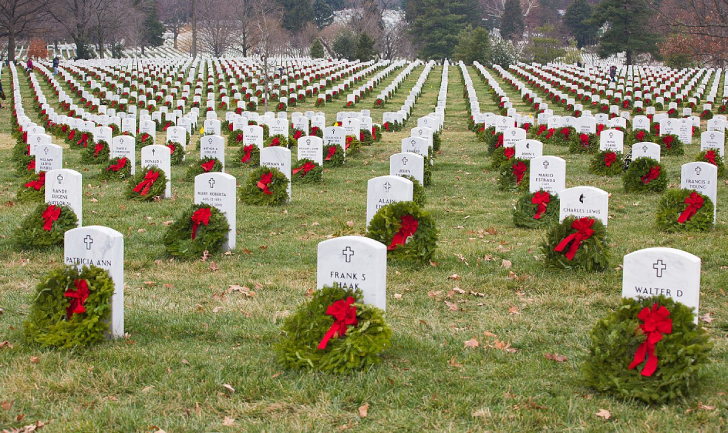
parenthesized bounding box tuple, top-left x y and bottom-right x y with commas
(199, 135, 226, 169)
(297, 136, 323, 166)
(194, 173, 236, 250)
(529, 156, 565, 194)
(36, 143, 63, 173)
(681, 162, 718, 222)
(559, 186, 609, 225)
(141, 145, 172, 198)
(390, 152, 425, 185)
(366, 175, 414, 227)
(599, 129, 624, 153)
(632, 142, 661, 162)
(515, 139, 543, 160)
(700, 131, 725, 157)
(260, 147, 292, 200)
(45, 168, 82, 226)
(111, 136, 136, 175)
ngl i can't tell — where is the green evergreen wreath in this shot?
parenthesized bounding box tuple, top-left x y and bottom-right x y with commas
(11, 139, 29, 162)
(162, 203, 230, 260)
(399, 175, 426, 207)
(659, 134, 685, 156)
(135, 133, 154, 149)
(490, 146, 515, 170)
(366, 201, 438, 264)
(166, 141, 185, 165)
(228, 129, 245, 147)
(98, 156, 132, 181)
(235, 144, 260, 166)
(264, 134, 289, 148)
(23, 265, 115, 348)
(81, 140, 110, 164)
(626, 129, 654, 145)
(275, 285, 392, 374)
(184, 157, 223, 181)
(590, 151, 624, 176)
(582, 296, 713, 404)
(291, 159, 323, 184)
(239, 166, 289, 206)
(423, 160, 433, 187)
(543, 127, 577, 147)
(569, 133, 598, 154)
(16, 172, 45, 203)
(13, 204, 78, 249)
(125, 166, 167, 201)
(360, 129, 374, 146)
(656, 189, 714, 233)
(624, 157, 668, 193)
(541, 215, 610, 272)
(345, 136, 362, 155)
(323, 144, 345, 167)
(513, 190, 560, 229)
(498, 158, 530, 191)
(487, 132, 504, 155)
(433, 132, 442, 152)
(14, 153, 34, 177)
(695, 150, 727, 178)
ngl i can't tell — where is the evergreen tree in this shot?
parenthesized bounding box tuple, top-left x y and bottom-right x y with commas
(355, 32, 376, 61)
(590, 0, 660, 65)
(500, 0, 524, 41)
(140, 0, 165, 50)
(310, 39, 325, 58)
(452, 26, 491, 65)
(332, 30, 357, 60)
(278, 0, 315, 31)
(313, 0, 334, 29)
(405, 0, 482, 60)
(527, 24, 566, 64)
(563, 0, 597, 48)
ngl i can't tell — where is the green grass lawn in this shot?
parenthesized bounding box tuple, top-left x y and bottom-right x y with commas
(0, 64, 726, 432)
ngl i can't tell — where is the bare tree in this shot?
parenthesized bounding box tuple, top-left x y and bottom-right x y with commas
(91, 0, 132, 58)
(159, 0, 190, 49)
(198, 0, 240, 57)
(0, 0, 51, 62)
(252, 0, 283, 112)
(377, 19, 411, 60)
(481, 0, 537, 21)
(48, 0, 106, 59)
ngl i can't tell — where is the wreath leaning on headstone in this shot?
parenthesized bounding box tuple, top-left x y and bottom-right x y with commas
(99, 157, 132, 181)
(228, 129, 244, 147)
(236, 144, 260, 167)
(655, 189, 714, 233)
(80, 140, 110, 164)
(166, 141, 185, 165)
(13, 203, 78, 249)
(582, 295, 712, 404)
(345, 135, 362, 155)
(23, 265, 115, 348)
(275, 284, 392, 374)
(323, 144, 345, 167)
(239, 166, 289, 206)
(125, 166, 167, 201)
(366, 201, 438, 264)
(185, 157, 223, 181)
(512, 190, 560, 229)
(590, 151, 624, 176)
(16, 171, 46, 203)
(623, 157, 668, 193)
(264, 134, 289, 148)
(569, 133, 598, 154)
(695, 150, 726, 178)
(542, 215, 610, 272)
(162, 203, 230, 260)
(291, 159, 323, 184)
(399, 175, 426, 207)
(135, 132, 154, 149)
(659, 134, 684, 156)
(498, 158, 530, 191)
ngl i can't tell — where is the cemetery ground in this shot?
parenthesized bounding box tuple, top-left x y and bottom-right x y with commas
(0, 66, 727, 432)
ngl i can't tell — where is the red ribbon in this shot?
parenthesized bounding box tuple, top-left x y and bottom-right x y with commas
(635, 130, 646, 141)
(42, 204, 60, 231)
(191, 207, 212, 239)
(325, 146, 337, 161)
(93, 143, 104, 157)
(604, 151, 617, 167)
(532, 191, 550, 219)
(495, 134, 503, 149)
(641, 166, 661, 184)
(553, 217, 595, 260)
(580, 134, 590, 148)
(628, 304, 672, 377)
(167, 143, 176, 154)
(662, 136, 673, 149)
(388, 215, 419, 250)
(270, 137, 280, 147)
(236, 133, 243, 143)
(78, 133, 89, 147)
(346, 136, 354, 150)
(68, 130, 76, 141)
(293, 130, 303, 140)
(312, 126, 320, 136)
(27, 159, 35, 171)
(257, 172, 273, 195)
(317, 297, 358, 350)
(293, 161, 316, 176)
(201, 160, 216, 172)
(133, 170, 159, 196)
(560, 127, 571, 140)
(536, 125, 548, 136)
(142, 133, 150, 142)
(596, 124, 605, 135)
(677, 192, 704, 224)
(371, 128, 376, 140)
(107, 157, 128, 172)
(512, 161, 527, 184)
(64, 278, 90, 319)
(704, 150, 717, 165)
(239, 145, 254, 163)
(545, 128, 555, 139)
(229, 123, 234, 131)
(504, 147, 515, 160)
(24, 172, 46, 190)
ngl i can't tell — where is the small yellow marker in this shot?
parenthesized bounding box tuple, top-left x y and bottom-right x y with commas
(200, 127, 204, 134)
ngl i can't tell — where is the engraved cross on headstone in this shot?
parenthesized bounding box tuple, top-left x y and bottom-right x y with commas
(695, 166, 702, 176)
(84, 235, 94, 250)
(543, 161, 550, 169)
(57, 174, 64, 184)
(383, 181, 391, 192)
(208, 178, 215, 188)
(342, 246, 354, 263)
(653, 260, 667, 277)
(401, 157, 408, 165)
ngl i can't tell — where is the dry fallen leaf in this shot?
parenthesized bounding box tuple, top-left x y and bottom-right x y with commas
(447, 274, 460, 280)
(464, 337, 480, 349)
(222, 416, 236, 426)
(222, 384, 235, 393)
(508, 306, 520, 315)
(472, 408, 489, 418)
(358, 403, 369, 417)
(445, 301, 459, 311)
(0, 341, 13, 350)
(1, 401, 12, 410)
(448, 356, 463, 368)
(700, 313, 714, 324)
(452, 287, 466, 294)
(501, 259, 512, 269)
(209, 261, 220, 271)
(595, 409, 611, 420)
(29, 356, 39, 364)
(212, 307, 222, 313)
(483, 331, 497, 338)
(544, 353, 568, 362)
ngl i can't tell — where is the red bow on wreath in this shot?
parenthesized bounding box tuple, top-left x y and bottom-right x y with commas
(42, 204, 60, 231)
(236, 133, 243, 143)
(553, 217, 595, 261)
(257, 172, 273, 195)
(704, 150, 717, 165)
(628, 304, 672, 377)
(27, 159, 36, 171)
(325, 146, 337, 161)
(25, 172, 46, 190)
(346, 136, 354, 150)
(141, 133, 150, 143)
(512, 161, 527, 184)
(604, 152, 617, 167)
(635, 130, 646, 141)
(293, 162, 315, 176)
(93, 143, 104, 157)
(241, 145, 254, 163)
(64, 278, 90, 318)
(191, 207, 211, 239)
(662, 136, 673, 149)
(495, 134, 503, 149)
(641, 166, 660, 185)
(545, 129, 555, 139)
(504, 147, 515, 160)
(317, 297, 358, 350)
(678, 192, 704, 224)
(388, 214, 419, 251)
(107, 157, 127, 172)
(560, 128, 571, 140)
(532, 191, 550, 220)
(293, 130, 303, 140)
(167, 143, 176, 154)
(270, 137, 281, 147)
(579, 134, 590, 148)
(201, 160, 216, 172)
(133, 170, 159, 196)
(536, 125, 548, 136)
(78, 133, 89, 147)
